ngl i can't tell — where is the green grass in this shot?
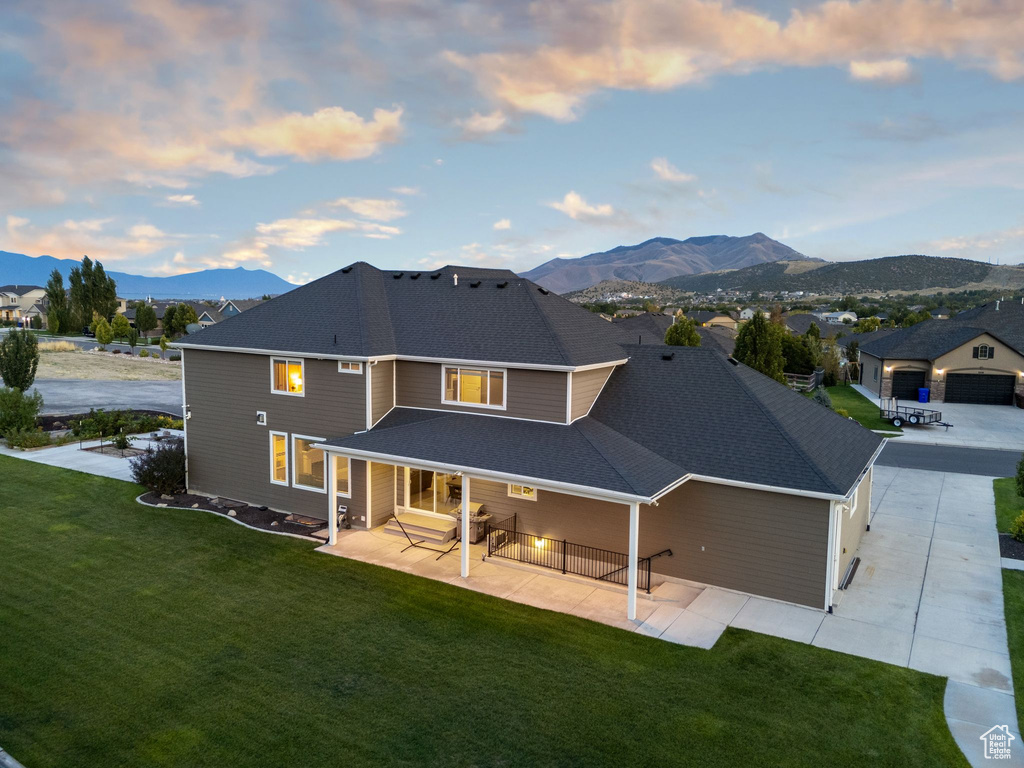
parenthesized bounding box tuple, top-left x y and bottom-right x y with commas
(826, 384, 903, 434)
(1003, 571, 1024, 726)
(995, 477, 1024, 533)
(0, 457, 965, 767)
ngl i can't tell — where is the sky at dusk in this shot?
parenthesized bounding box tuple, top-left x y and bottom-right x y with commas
(1, 0, 1023, 285)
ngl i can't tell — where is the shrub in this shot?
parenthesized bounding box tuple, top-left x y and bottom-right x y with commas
(130, 441, 186, 495)
(0, 329, 40, 391)
(111, 349, 122, 354)
(834, 408, 850, 419)
(169, 354, 181, 362)
(1011, 512, 1024, 543)
(139, 349, 150, 358)
(113, 431, 133, 451)
(39, 340, 78, 352)
(3, 428, 52, 449)
(812, 387, 833, 409)
(0, 387, 43, 433)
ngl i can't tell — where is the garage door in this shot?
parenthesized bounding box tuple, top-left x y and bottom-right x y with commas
(892, 370, 927, 400)
(945, 373, 1015, 405)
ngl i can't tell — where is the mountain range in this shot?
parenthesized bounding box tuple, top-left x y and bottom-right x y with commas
(0, 251, 297, 300)
(520, 233, 810, 293)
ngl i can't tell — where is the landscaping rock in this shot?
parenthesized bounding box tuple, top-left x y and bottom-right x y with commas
(191, 503, 199, 508)
(271, 521, 279, 526)
(227, 510, 237, 517)
(160, 494, 174, 500)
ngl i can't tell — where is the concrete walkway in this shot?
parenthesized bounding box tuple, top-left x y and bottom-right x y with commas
(854, 383, 1024, 450)
(0, 431, 184, 482)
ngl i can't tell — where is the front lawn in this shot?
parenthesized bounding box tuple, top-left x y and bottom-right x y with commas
(995, 477, 1024, 533)
(826, 384, 903, 434)
(0, 458, 964, 767)
(1003, 571, 1024, 725)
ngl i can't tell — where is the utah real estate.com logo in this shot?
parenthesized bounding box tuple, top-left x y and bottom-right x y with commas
(980, 725, 1015, 760)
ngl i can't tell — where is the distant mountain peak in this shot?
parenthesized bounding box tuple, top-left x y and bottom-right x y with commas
(520, 233, 807, 293)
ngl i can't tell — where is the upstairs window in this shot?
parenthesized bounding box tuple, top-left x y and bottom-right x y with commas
(338, 361, 363, 374)
(974, 344, 994, 360)
(271, 358, 304, 395)
(443, 366, 505, 409)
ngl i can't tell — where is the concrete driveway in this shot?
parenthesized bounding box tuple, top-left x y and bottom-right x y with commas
(30, 379, 182, 415)
(854, 384, 1024, 450)
(829, 466, 1018, 767)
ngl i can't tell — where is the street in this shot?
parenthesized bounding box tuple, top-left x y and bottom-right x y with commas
(878, 441, 1020, 478)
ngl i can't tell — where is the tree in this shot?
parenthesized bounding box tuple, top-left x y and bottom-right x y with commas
(67, 256, 118, 329)
(45, 269, 71, 335)
(853, 316, 881, 333)
(126, 328, 139, 353)
(821, 338, 842, 386)
(664, 317, 701, 347)
(162, 304, 178, 338)
(134, 302, 158, 341)
(0, 330, 40, 391)
(733, 313, 786, 383)
(159, 335, 170, 359)
(111, 313, 131, 342)
(174, 303, 199, 334)
(92, 261, 118, 320)
(769, 304, 785, 326)
(780, 333, 815, 374)
(94, 317, 113, 350)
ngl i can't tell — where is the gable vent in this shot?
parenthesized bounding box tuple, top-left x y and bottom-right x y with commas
(537, 287, 549, 295)
(341, 266, 353, 273)
(430, 273, 441, 280)
(393, 272, 404, 279)
(662, 352, 675, 361)
(497, 281, 508, 289)
(410, 272, 421, 280)
(470, 280, 481, 288)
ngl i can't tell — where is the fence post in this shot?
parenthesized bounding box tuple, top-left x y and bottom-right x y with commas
(562, 540, 567, 574)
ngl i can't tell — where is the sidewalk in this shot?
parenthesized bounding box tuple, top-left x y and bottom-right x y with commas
(0, 430, 183, 482)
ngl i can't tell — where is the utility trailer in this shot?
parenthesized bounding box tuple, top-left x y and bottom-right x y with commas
(878, 397, 948, 428)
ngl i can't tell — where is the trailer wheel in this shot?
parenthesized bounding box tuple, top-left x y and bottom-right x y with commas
(909, 415, 919, 425)
(892, 418, 903, 427)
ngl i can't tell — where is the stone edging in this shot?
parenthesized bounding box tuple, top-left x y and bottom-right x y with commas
(135, 495, 321, 542)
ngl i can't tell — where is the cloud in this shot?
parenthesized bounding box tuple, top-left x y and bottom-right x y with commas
(447, 0, 1024, 120)
(548, 191, 615, 221)
(222, 106, 403, 162)
(493, 218, 512, 230)
(327, 197, 408, 222)
(165, 194, 199, 206)
(390, 186, 421, 196)
(849, 59, 912, 83)
(651, 157, 697, 183)
(5, 215, 172, 260)
(455, 109, 509, 139)
(930, 225, 1024, 255)
(254, 218, 357, 249)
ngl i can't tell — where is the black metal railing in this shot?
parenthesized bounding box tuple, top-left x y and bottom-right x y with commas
(486, 516, 671, 593)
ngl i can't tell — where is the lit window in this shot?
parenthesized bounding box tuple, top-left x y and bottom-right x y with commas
(334, 455, 351, 498)
(338, 361, 363, 374)
(271, 358, 304, 395)
(269, 432, 288, 485)
(508, 484, 537, 501)
(443, 366, 505, 409)
(292, 435, 326, 492)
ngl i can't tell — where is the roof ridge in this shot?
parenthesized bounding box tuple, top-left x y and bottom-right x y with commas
(720, 356, 841, 495)
(522, 280, 573, 366)
(571, 420, 645, 496)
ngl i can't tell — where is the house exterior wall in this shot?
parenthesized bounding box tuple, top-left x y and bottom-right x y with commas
(183, 348, 371, 524)
(932, 333, 1024, 402)
(370, 360, 395, 426)
(469, 477, 831, 609)
(860, 352, 883, 395)
(394, 360, 569, 423)
(837, 469, 870, 584)
(707, 316, 738, 330)
(368, 461, 396, 527)
(569, 366, 615, 421)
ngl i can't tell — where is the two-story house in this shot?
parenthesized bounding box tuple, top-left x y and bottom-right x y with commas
(175, 263, 883, 619)
(0, 285, 47, 327)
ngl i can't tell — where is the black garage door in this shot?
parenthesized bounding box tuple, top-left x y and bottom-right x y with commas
(945, 373, 1015, 405)
(892, 370, 927, 400)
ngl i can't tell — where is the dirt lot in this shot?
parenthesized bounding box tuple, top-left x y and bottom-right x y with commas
(37, 351, 182, 381)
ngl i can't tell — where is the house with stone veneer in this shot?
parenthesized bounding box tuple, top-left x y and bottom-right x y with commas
(174, 263, 882, 619)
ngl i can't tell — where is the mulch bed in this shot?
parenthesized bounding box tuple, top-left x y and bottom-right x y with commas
(999, 534, 1024, 561)
(139, 492, 328, 537)
(38, 410, 175, 431)
(84, 444, 147, 458)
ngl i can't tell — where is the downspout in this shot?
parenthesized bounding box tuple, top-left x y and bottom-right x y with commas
(824, 499, 838, 612)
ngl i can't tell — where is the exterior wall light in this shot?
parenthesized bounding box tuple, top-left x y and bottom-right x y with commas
(884, 366, 893, 372)
(534, 538, 545, 549)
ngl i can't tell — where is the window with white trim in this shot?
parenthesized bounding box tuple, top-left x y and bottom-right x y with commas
(508, 484, 537, 501)
(849, 488, 859, 519)
(334, 455, 351, 497)
(338, 361, 363, 374)
(269, 431, 289, 486)
(271, 358, 304, 395)
(292, 435, 326, 492)
(443, 366, 505, 409)
(976, 344, 993, 360)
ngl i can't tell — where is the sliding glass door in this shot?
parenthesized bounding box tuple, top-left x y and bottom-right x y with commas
(404, 468, 461, 517)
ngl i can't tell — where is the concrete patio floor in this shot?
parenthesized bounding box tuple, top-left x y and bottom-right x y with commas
(0, 430, 184, 482)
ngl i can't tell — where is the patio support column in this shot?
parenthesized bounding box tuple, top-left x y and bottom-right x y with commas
(461, 475, 471, 578)
(327, 454, 338, 546)
(627, 501, 639, 621)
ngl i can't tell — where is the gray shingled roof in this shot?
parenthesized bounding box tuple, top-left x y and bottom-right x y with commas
(177, 263, 628, 368)
(323, 345, 881, 499)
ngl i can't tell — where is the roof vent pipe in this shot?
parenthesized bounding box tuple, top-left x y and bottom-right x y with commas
(453, 273, 458, 286)
(996, 300, 1000, 311)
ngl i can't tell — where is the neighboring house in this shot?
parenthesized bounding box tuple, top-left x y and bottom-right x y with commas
(739, 306, 769, 321)
(860, 300, 1024, 405)
(0, 285, 47, 327)
(697, 326, 738, 357)
(822, 311, 857, 325)
(612, 312, 674, 345)
(784, 313, 838, 339)
(175, 263, 882, 618)
(929, 307, 951, 320)
(685, 310, 739, 330)
(839, 329, 897, 362)
(125, 298, 261, 333)
(219, 298, 265, 319)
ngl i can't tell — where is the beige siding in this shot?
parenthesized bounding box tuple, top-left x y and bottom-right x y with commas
(183, 349, 369, 523)
(860, 352, 883, 395)
(934, 332, 1024, 376)
(469, 477, 830, 609)
(395, 361, 569, 423)
(837, 469, 870, 582)
(371, 360, 395, 426)
(570, 366, 615, 421)
(368, 462, 396, 526)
